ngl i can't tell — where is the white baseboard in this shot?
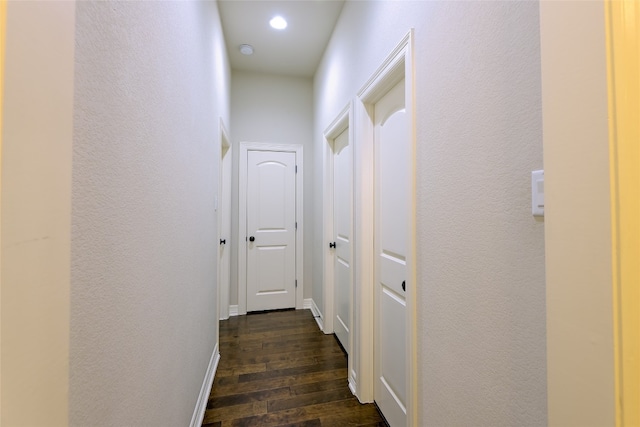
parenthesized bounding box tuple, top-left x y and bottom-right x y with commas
(229, 305, 239, 317)
(189, 343, 220, 427)
(348, 378, 357, 397)
(303, 298, 312, 309)
(309, 298, 322, 319)
(309, 299, 324, 331)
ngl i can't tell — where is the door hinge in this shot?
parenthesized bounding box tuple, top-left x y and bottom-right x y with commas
(295, 279, 298, 288)
(295, 165, 298, 173)
(295, 222, 297, 230)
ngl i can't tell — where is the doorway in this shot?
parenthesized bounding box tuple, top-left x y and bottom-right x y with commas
(329, 121, 352, 354)
(238, 143, 304, 314)
(218, 119, 231, 320)
(323, 104, 356, 391)
(354, 30, 417, 426)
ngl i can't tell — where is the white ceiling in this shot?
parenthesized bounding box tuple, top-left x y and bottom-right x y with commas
(218, 1, 345, 78)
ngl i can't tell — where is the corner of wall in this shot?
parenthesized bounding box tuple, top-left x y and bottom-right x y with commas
(1, 1, 75, 424)
(540, 2, 615, 425)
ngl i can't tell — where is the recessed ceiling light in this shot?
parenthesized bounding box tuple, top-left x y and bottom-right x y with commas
(239, 44, 254, 55)
(269, 16, 287, 30)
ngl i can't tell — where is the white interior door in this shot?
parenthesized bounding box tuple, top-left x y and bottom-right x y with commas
(332, 128, 352, 353)
(246, 150, 297, 312)
(218, 138, 231, 320)
(374, 78, 408, 426)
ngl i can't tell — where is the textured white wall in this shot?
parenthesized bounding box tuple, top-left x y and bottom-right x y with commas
(314, 1, 547, 425)
(230, 71, 314, 305)
(71, 2, 230, 426)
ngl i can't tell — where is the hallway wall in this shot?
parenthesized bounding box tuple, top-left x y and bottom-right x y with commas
(70, 2, 230, 426)
(230, 71, 314, 307)
(313, 1, 547, 425)
(1, 2, 75, 425)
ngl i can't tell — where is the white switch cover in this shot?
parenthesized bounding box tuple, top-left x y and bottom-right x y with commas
(532, 170, 544, 217)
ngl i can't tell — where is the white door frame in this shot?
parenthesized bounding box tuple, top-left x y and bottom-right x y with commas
(322, 103, 356, 393)
(218, 119, 231, 320)
(353, 30, 417, 426)
(238, 142, 304, 315)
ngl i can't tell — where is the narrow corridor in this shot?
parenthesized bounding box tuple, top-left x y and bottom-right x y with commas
(202, 310, 387, 426)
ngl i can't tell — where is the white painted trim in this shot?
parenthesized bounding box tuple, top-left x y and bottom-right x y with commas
(310, 298, 322, 318)
(349, 378, 357, 397)
(189, 343, 220, 427)
(309, 299, 324, 332)
(238, 142, 304, 315)
(354, 30, 417, 425)
(303, 298, 313, 310)
(228, 305, 238, 317)
(352, 99, 375, 404)
(352, 80, 380, 404)
(358, 32, 411, 104)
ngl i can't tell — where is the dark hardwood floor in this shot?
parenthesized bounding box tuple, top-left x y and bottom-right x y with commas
(202, 309, 388, 427)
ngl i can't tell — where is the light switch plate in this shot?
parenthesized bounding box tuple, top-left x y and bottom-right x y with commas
(532, 170, 544, 217)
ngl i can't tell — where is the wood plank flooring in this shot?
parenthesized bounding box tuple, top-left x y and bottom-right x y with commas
(202, 309, 388, 427)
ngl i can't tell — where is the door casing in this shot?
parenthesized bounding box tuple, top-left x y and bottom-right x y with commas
(238, 142, 304, 315)
(353, 29, 417, 426)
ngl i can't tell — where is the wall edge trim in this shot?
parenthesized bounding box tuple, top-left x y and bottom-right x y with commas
(189, 343, 220, 427)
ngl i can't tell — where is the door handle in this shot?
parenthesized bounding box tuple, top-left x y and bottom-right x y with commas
(402, 280, 406, 292)
(220, 239, 226, 245)
(249, 236, 255, 242)
(329, 242, 336, 249)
